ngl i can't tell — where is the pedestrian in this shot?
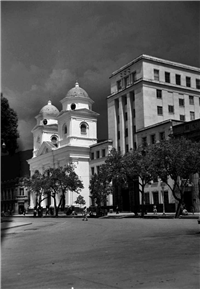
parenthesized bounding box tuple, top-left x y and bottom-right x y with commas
(82, 206, 88, 221)
(46, 206, 49, 216)
(116, 206, 119, 214)
(153, 205, 157, 215)
(33, 207, 37, 217)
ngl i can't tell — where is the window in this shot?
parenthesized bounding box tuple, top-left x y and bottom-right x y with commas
(124, 76, 129, 88)
(71, 103, 76, 110)
(117, 80, 122, 91)
(157, 106, 163, 115)
(126, 144, 129, 153)
(91, 152, 94, 160)
(179, 99, 184, 107)
(124, 96, 127, 106)
(132, 72, 136, 83)
(97, 166, 100, 174)
(176, 74, 181, 85)
(125, 128, 128, 137)
(151, 134, 156, 144)
(131, 91, 135, 102)
(142, 137, 147, 147)
(145, 193, 150, 205)
(168, 105, 174, 114)
(20, 188, 24, 196)
(125, 112, 128, 121)
(51, 135, 58, 147)
(154, 69, 159, 81)
(153, 192, 159, 205)
(165, 72, 170, 83)
(117, 131, 120, 140)
(186, 77, 191, 87)
(156, 89, 162, 99)
(96, 151, 100, 159)
(91, 167, 95, 175)
(180, 115, 185, 121)
(117, 115, 120, 123)
(80, 123, 87, 134)
(190, 111, 195, 120)
(189, 95, 194, 105)
(133, 125, 136, 133)
(102, 149, 106, 158)
(196, 79, 200, 89)
(159, 132, 165, 141)
(133, 109, 135, 118)
(63, 124, 67, 135)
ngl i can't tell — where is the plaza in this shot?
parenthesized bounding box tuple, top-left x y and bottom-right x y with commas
(2, 216, 199, 289)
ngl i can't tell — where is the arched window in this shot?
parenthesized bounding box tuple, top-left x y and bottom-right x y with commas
(80, 122, 88, 134)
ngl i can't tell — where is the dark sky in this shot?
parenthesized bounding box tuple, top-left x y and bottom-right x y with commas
(2, 1, 200, 151)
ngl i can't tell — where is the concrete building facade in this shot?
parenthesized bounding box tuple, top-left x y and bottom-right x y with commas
(107, 54, 200, 154)
(107, 54, 200, 212)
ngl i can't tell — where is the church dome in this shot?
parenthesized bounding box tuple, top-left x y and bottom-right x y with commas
(40, 100, 59, 117)
(66, 82, 90, 99)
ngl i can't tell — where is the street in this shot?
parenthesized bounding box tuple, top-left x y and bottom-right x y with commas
(1, 217, 200, 289)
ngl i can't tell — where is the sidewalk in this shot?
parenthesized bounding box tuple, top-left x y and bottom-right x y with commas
(102, 212, 199, 219)
(1, 219, 32, 230)
(3, 211, 199, 220)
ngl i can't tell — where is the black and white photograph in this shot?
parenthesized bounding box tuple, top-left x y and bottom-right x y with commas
(1, 1, 200, 289)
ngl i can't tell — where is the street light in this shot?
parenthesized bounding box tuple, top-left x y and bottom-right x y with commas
(161, 182, 166, 215)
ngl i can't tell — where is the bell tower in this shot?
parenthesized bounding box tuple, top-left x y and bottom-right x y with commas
(58, 82, 99, 148)
(32, 100, 59, 157)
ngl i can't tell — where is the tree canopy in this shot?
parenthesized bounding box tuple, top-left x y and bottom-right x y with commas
(151, 137, 200, 217)
(24, 165, 84, 216)
(89, 164, 113, 208)
(1, 94, 19, 154)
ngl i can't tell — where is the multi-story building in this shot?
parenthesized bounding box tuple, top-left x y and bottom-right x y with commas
(107, 54, 200, 212)
(107, 54, 200, 154)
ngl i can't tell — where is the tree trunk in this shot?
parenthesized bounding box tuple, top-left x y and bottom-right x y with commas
(141, 184, 145, 217)
(53, 195, 57, 217)
(175, 200, 182, 218)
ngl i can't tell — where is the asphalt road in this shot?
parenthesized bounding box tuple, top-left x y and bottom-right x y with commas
(1, 217, 200, 289)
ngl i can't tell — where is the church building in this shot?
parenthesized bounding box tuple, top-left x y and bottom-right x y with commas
(27, 82, 99, 209)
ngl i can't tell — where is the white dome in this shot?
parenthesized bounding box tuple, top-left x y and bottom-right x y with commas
(66, 82, 90, 99)
(40, 101, 59, 117)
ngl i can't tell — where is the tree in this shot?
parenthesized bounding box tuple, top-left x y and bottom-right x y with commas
(75, 195, 86, 206)
(104, 148, 127, 210)
(123, 146, 155, 217)
(1, 93, 19, 155)
(152, 137, 200, 218)
(23, 170, 47, 211)
(43, 165, 84, 216)
(89, 164, 113, 211)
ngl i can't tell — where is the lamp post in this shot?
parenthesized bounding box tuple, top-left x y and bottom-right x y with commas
(161, 182, 166, 215)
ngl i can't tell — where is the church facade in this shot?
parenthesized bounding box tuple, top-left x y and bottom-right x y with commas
(27, 82, 99, 209)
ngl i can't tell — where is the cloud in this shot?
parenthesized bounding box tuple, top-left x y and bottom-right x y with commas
(44, 68, 75, 95)
(17, 119, 35, 151)
(2, 1, 199, 152)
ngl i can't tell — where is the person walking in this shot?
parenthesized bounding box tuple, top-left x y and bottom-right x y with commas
(82, 206, 88, 221)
